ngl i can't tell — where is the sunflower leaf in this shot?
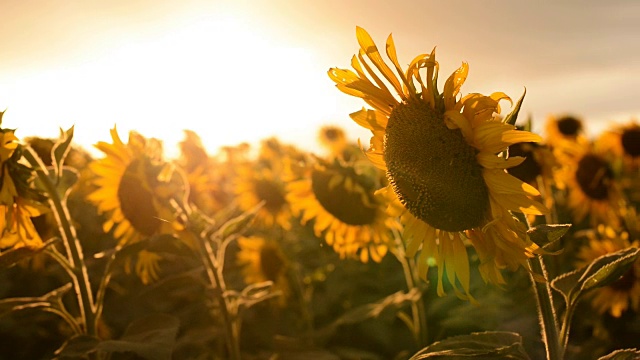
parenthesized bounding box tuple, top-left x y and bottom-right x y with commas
(215, 202, 262, 240)
(54, 335, 101, 359)
(94, 314, 179, 360)
(0, 238, 58, 269)
(98, 234, 184, 271)
(56, 315, 180, 360)
(52, 126, 75, 183)
(502, 89, 526, 126)
(597, 349, 640, 360)
(409, 331, 530, 359)
(527, 224, 571, 248)
(550, 247, 640, 307)
(315, 288, 421, 341)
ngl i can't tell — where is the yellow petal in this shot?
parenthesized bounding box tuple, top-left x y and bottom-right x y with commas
(443, 62, 468, 110)
(355, 26, 404, 97)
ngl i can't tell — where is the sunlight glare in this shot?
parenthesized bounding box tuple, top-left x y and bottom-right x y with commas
(0, 12, 340, 158)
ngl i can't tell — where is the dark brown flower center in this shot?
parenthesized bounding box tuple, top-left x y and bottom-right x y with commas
(556, 116, 582, 136)
(118, 159, 161, 236)
(324, 128, 340, 141)
(260, 243, 286, 282)
(384, 101, 489, 232)
(507, 142, 542, 184)
(575, 154, 613, 200)
(254, 179, 287, 213)
(311, 169, 378, 225)
(621, 127, 640, 158)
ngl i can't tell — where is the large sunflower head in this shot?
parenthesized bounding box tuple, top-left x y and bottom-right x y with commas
(287, 156, 399, 263)
(328, 27, 548, 300)
(555, 140, 623, 228)
(576, 225, 640, 317)
(236, 235, 290, 304)
(87, 127, 179, 283)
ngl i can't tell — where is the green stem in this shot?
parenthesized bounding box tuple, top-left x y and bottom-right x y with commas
(391, 229, 428, 347)
(559, 302, 576, 353)
(24, 149, 97, 336)
(195, 229, 241, 360)
(45, 307, 84, 335)
(528, 255, 562, 360)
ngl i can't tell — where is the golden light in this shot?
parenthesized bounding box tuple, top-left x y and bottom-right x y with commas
(0, 10, 350, 157)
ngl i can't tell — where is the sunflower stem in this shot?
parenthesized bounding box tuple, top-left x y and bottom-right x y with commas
(23, 147, 98, 337)
(528, 254, 562, 360)
(391, 228, 428, 348)
(559, 300, 576, 354)
(195, 228, 242, 360)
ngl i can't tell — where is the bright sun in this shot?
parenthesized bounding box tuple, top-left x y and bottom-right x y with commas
(0, 11, 344, 158)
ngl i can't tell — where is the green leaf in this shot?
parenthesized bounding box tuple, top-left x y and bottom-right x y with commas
(315, 288, 421, 341)
(551, 247, 640, 307)
(214, 201, 262, 239)
(95, 234, 186, 274)
(55, 335, 101, 359)
(96, 314, 179, 360)
(598, 349, 640, 360)
(527, 224, 571, 248)
(55, 315, 180, 360)
(52, 126, 75, 182)
(502, 89, 526, 126)
(0, 238, 58, 269)
(410, 331, 530, 359)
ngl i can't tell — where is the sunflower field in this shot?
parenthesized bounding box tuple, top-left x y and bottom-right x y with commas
(1, 28, 639, 360)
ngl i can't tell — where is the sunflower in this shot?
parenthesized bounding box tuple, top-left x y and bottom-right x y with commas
(287, 157, 399, 263)
(178, 131, 237, 216)
(234, 164, 293, 231)
(576, 225, 640, 317)
(0, 128, 48, 250)
(328, 27, 547, 300)
(555, 140, 623, 228)
(233, 138, 303, 230)
(595, 120, 640, 171)
(0, 129, 20, 205)
(236, 235, 289, 303)
(506, 142, 559, 210)
(545, 114, 588, 146)
(87, 127, 178, 284)
(318, 125, 348, 156)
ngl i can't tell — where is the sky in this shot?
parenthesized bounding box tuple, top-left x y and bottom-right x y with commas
(1, 0, 639, 158)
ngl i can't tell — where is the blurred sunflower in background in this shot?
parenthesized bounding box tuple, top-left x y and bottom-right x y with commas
(287, 157, 399, 263)
(87, 127, 179, 284)
(236, 235, 290, 303)
(328, 27, 547, 300)
(0, 120, 49, 251)
(576, 225, 640, 317)
(595, 121, 640, 172)
(234, 139, 302, 231)
(507, 141, 559, 211)
(178, 130, 239, 216)
(545, 114, 588, 146)
(318, 125, 347, 157)
(555, 141, 624, 228)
